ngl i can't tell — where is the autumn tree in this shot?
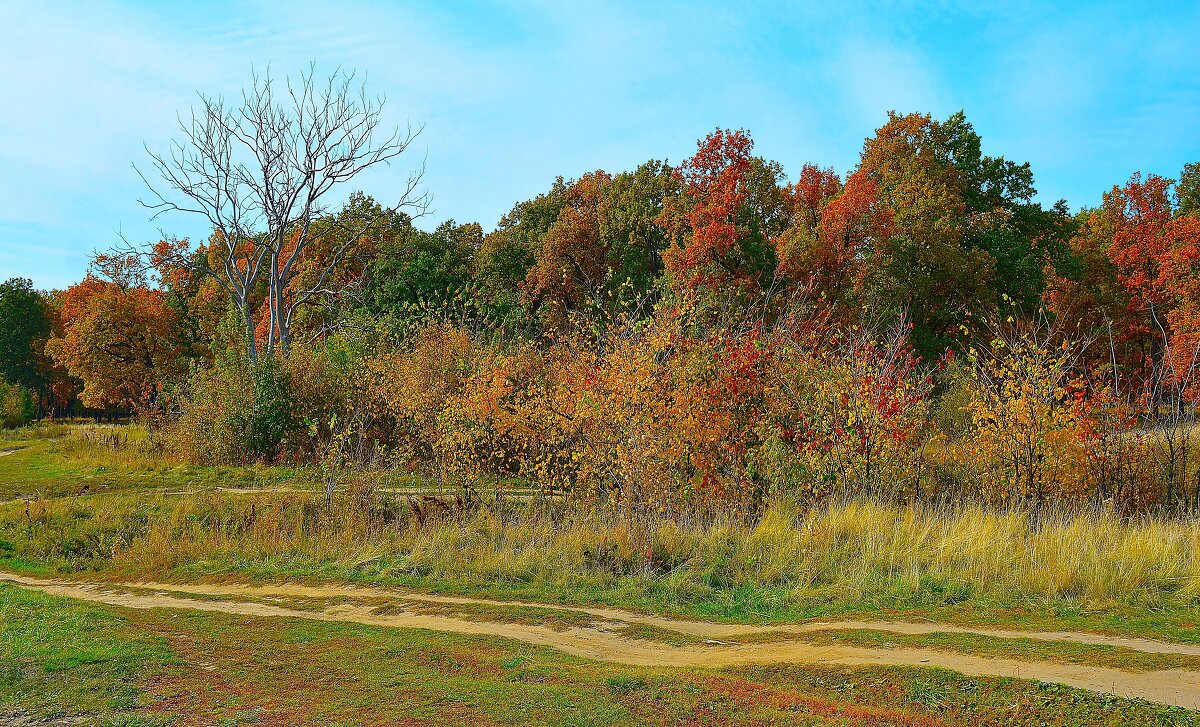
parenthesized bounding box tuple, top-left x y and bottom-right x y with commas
(517, 161, 679, 332)
(759, 313, 935, 500)
(1106, 174, 1176, 320)
(852, 112, 1072, 356)
(136, 65, 427, 362)
(659, 129, 788, 303)
(965, 318, 1092, 505)
(1045, 207, 1141, 383)
(774, 165, 891, 318)
(45, 260, 184, 413)
(1073, 173, 1200, 395)
(522, 171, 611, 330)
(475, 178, 572, 326)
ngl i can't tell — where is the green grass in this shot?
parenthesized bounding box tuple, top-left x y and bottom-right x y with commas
(0, 582, 177, 725)
(4, 425, 1200, 724)
(611, 621, 706, 646)
(731, 664, 1200, 727)
(0, 434, 317, 500)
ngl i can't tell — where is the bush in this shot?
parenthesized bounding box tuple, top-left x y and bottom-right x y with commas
(161, 297, 1200, 515)
(170, 350, 298, 464)
(963, 321, 1092, 505)
(169, 330, 376, 465)
(240, 356, 297, 462)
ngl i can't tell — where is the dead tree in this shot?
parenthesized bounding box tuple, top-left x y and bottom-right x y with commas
(135, 64, 427, 362)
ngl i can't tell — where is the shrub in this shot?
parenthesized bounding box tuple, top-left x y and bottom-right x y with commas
(963, 320, 1093, 505)
(757, 315, 936, 501)
(368, 324, 477, 470)
(170, 350, 298, 464)
(573, 306, 769, 517)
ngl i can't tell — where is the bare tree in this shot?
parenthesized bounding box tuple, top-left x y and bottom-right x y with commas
(136, 64, 427, 362)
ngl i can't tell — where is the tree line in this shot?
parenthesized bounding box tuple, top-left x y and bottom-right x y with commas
(3, 68, 1200, 514)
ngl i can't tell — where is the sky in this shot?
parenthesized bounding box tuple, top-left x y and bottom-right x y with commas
(2, 1, 1199, 289)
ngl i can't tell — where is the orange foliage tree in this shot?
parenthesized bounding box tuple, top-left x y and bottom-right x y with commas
(522, 172, 613, 331)
(45, 269, 183, 412)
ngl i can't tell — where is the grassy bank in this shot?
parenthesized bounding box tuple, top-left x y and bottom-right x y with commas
(4, 488, 1199, 638)
(3, 425, 1198, 637)
(0, 424, 318, 500)
(5, 426, 1200, 724)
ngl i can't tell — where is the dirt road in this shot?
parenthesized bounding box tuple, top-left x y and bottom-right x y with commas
(3, 571, 1198, 710)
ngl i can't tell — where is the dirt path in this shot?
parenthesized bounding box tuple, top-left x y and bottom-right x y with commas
(3, 571, 1198, 709)
(92, 576, 1200, 657)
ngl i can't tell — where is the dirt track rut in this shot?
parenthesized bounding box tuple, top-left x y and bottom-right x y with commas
(3, 571, 1198, 709)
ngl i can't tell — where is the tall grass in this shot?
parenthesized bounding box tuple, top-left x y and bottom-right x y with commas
(37, 422, 181, 470)
(5, 491, 1198, 619)
(0, 420, 71, 442)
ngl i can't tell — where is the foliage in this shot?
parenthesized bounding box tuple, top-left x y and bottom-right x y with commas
(172, 349, 298, 464)
(774, 166, 890, 318)
(0, 380, 36, 429)
(659, 129, 786, 303)
(44, 273, 183, 413)
(855, 112, 997, 356)
(0, 278, 50, 393)
(12, 104, 1200, 515)
(572, 305, 770, 516)
(366, 217, 477, 317)
(758, 314, 936, 501)
(962, 319, 1093, 505)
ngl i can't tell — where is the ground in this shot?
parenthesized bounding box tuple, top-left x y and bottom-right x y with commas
(1, 426, 1198, 726)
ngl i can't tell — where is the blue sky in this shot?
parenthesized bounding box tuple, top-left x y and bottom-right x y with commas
(2, 0, 1198, 289)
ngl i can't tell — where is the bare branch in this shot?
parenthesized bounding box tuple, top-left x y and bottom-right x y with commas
(127, 64, 426, 361)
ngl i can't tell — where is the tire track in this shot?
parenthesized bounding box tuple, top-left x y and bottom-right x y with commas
(2, 571, 1197, 709)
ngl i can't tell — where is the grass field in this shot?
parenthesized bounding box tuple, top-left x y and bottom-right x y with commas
(2, 425, 1200, 725)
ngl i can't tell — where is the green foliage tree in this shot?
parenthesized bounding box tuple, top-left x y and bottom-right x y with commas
(598, 160, 679, 294)
(1178, 162, 1200, 218)
(855, 112, 995, 355)
(936, 112, 1075, 310)
(0, 278, 51, 393)
(367, 219, 479, 315)
(853, 111, 1071, 356)
(475, 179, 571, 325)
(0, 380, 36, 428)
(242, 355, 298, 461)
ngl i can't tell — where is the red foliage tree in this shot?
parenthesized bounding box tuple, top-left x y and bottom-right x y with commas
(661, 129, 776, 300)
(45, 274, 182, 412)
(775, 166, 891, 315)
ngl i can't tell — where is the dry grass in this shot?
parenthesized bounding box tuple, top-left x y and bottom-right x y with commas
(4, 424, 1198, 625)
(7, 490, 1198, 628)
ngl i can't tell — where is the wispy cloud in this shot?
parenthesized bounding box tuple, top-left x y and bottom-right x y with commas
(1, 0, 1198, 288)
